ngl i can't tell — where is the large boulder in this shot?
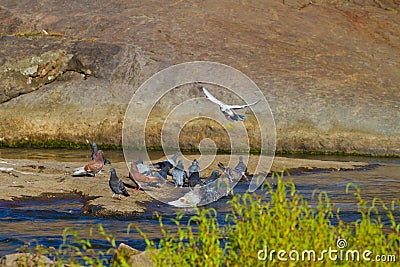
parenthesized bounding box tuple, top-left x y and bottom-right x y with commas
(0, 1, 399, 155)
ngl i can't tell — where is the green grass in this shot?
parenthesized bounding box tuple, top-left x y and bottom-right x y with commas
(16, 172, 399, 266)
(141, 172, 399, 266)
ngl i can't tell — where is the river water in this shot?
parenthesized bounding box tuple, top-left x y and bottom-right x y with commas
(0, 149, 399, 258)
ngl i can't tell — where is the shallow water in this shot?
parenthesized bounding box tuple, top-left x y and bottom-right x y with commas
(0, 149, 399, 257)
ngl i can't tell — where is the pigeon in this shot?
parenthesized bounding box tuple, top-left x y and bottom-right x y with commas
(172, 160, 186, 188)
(202, 87, 260, 122)
(187, 159, 200, 177)
(234, 156, 248, 181)
(91, 142, 111, 165)
(109, 168, 130, 199)
(157, 165, 171, 180)
(90, 142, 99, 160)
(128, 161, 160, 190)
(151, 152, 182, 169)
(188, 172, 203, 188)
(135, 159, 152, 176)
(72, 150, 105, 176)
(188, 159, 202, 188)
(203, 170, 221, 185)
(217, 162, 243, 183)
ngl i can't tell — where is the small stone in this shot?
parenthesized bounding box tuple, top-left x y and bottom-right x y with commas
(0, 253, 53, 267)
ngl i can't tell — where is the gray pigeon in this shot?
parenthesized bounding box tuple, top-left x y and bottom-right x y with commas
(172, 160, 186, 188)
(109, 168, 130, 199)
(91, 142, 99, 160)
(135, 159, 152, 176)
(91, 142, 111, 165)
(234, 156, 248, 181)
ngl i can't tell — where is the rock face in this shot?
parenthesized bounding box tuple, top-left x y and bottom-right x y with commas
(0, 0, 399, 155)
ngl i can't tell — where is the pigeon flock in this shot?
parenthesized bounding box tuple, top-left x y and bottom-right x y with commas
(71, 87, 258, 206)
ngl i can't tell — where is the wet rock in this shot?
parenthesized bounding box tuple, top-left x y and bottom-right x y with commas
(112, 243, 155, 267)
(0, 253, 53, 267)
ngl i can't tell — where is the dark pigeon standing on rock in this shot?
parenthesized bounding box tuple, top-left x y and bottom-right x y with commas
(188, 159, 202, 188)
(202, 87, 260, 122)
(91, 142, 111, 165)
(129, 161, 160, 190)
(234, 156, 248, 181)
(109, 168, 129, 199)
(72, 150, 105, 177)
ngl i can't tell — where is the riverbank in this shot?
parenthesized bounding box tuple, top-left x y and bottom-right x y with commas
(0, 154, 373, 216)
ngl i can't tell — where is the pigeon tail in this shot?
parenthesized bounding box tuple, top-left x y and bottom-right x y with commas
(121, 187, 130, 197)
(72, 166, 87, 176)
(217, 162, 226, 171)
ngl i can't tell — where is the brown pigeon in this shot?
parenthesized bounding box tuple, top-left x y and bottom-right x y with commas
(91, 142, 111, 165)
(128, 161, 160, 190)
(72, 150, 105, 177)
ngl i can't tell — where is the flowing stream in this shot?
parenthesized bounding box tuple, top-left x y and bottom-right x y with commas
(0, 149, 399, 257)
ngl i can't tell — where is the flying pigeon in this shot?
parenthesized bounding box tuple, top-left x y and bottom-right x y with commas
(151, 152, 182, 169)
(72, 150, 105, 177)
(203, 170, 221, 185)
(109, 168, 130, 199)
(91, 142, 111, 165)
(172, 160, 186, 188)
(128, 161, 160, 190)
(202, 87, 260, 122)
(234, 156, 248, 181)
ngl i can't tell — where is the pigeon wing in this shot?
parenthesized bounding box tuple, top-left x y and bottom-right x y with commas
(227, 99, 260, 110)
(202, 87, 226, 107)
(118, 179, 130, 196)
